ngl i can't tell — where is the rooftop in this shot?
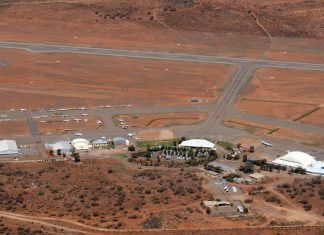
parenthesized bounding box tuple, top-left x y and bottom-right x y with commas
(179, 139, 215, 149)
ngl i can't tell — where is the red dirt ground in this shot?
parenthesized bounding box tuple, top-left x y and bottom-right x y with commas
(224, 118, 324, 147)
(0, 48, 234, 110)
(235, 68, 324, 127)
(137, 129, 175, 141)
(0, 1, 323, 63)
(114, 112, 208, 128)
(0, 119, 29, 137)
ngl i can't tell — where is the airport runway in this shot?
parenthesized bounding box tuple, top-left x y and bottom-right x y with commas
(0, 40, 323, 156)
(0, 40, 323, 70)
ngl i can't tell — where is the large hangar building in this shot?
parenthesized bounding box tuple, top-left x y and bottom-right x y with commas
(272, 151, 324, 176)
(0, 140, 19, 155)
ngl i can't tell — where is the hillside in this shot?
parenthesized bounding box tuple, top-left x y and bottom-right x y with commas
(0, 0, 323, 39)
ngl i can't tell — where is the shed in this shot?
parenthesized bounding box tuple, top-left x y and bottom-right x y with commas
(113, 137, 129, 146)
(93, 138, 109, 147)
(249, 173, 266, 182)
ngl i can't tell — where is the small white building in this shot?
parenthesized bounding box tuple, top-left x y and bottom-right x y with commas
(113, 137, 130, 147)
(0, 140, 18, 155)
(179, 139, 215, 150)
(92, 138, 109, 148)
(71, 138, 92, 151)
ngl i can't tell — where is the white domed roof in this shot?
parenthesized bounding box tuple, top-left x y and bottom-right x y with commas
(272, 151, 316, 168)
(179, 139, 215, 149)
(72, 138, 89, 144)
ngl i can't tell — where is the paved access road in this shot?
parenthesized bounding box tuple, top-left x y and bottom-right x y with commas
(0, 40, 324, 158)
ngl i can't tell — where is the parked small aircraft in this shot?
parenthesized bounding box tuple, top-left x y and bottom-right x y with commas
(262, 140, 273, 147)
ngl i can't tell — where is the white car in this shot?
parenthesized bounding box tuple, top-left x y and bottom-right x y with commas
(75, 132, 83, 136)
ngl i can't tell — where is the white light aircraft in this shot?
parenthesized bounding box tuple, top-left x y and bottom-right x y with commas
(262, 140, 273, 147)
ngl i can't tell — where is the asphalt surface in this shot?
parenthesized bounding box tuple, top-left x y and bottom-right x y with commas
(26, 116, 38, 137)
(0, 40, 323, 70)
(0, 40, 324, 159)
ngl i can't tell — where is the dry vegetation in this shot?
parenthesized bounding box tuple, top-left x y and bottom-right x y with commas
(0, 159, 212, 229)
(276, 177, 324, 216)
(1, 0, 323, 39)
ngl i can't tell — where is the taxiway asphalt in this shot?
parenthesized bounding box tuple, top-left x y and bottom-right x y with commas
(0, 40, 323, 157)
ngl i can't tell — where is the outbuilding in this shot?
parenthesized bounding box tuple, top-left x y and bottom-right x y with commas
(113, 137, 130, 147)
(92, 138, 109, 148)
(179, 139, 215, 150)
(0, 140, 18, 155)
(249, 173, 266, 182)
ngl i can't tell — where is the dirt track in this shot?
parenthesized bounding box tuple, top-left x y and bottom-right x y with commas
(1, 210, 324, 235)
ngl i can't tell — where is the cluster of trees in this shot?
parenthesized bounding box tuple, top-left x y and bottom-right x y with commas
(48, 149, 67, 158)
(223, 173, 241, 182)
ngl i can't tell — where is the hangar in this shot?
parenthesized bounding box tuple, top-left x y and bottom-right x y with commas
(0, 140, 19, 155)
(45, 141, 72, 153)
(305, 161, 324, 176)
(272, 151, 316, 169)
(179, 139, 215, 150)
(71, 138, 92, 151)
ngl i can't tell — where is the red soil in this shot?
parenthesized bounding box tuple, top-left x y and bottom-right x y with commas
(0, 48, 234, 110)
(235, 68, 324, 127)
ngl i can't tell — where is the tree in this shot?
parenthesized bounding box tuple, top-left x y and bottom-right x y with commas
(180, 136, 186, 142)
(49, 150, 54, 156)
(236, 143, 242, 149)
(226, 154, 233, 160)
(188, 148, 194, 158)
(128, 145, 135, 151)
(242, 154, 248, 162)
(56, 149, 62, 156)
(249, 145, 255, 153)
(206, 207, 211, 214)
(239, 163, 254, 173)
(72, 152, 80, 162)
(233, 154, 240, 160)
(294, 167, 306, 174)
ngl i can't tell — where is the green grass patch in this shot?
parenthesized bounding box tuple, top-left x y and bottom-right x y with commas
(136, 139, 179, 148)
(300, 142, 321, 147)
(267, 128, 280, 135)
(293, 107, 320, 122)
(216, 140, 233, 149)
(113, 154, 128, 159)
